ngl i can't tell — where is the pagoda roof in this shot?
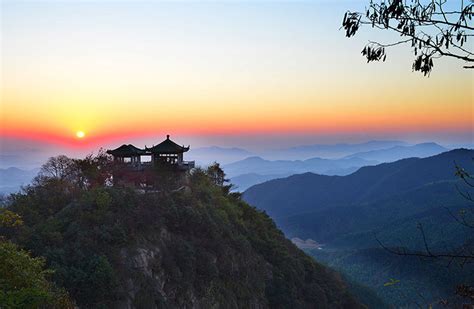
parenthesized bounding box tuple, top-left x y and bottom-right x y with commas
(145, 135, 190, 154)
(106, 144, 146, 157)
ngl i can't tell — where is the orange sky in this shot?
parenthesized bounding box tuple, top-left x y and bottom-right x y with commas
(1, 1, 473, 150)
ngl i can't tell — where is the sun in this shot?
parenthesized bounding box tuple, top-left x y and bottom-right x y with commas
(76, 131, 85, 139)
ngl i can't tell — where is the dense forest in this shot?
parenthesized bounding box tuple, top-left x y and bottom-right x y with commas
(0, 154, 363, 308)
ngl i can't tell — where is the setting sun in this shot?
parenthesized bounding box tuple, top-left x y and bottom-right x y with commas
(76, 131, 85, 139)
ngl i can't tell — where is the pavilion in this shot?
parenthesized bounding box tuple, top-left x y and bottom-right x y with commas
(106, 135, 195, 170)
(106, 144, 146, 165)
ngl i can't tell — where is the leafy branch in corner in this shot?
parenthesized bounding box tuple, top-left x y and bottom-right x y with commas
(342, 0, 473, 75)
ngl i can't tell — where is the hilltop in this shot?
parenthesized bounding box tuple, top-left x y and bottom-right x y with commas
(2, 157, 362, 308)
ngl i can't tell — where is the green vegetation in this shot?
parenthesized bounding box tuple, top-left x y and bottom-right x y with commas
(309, 247, 473, 307)
(1, 156, 362, 308)
(0, 209, 72, 308)
(0, 241, 71, 308)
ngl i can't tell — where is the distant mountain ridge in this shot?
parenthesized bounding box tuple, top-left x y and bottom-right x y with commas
(344, 142, 448, 162)
(224, 155, 376, 177)
(224, 156, 377, 191)
(188, 146, 254, 165)
(264, 140, 408, 160)
(229, 173, 291, 192)
(0, 167, 39, 194)
(225, 142, 451, 191)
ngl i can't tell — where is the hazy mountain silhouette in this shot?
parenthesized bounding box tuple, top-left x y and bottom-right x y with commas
(230, 172, 292, 192)
(188, 146, 254, 165)
(345, 142, 448, 162)
(264, 140, 408, 160)
(224, 156, 377, 191)
(226, 141, 450, 190)
(224, 156, 376, 178)
(0, 167, 39, 194)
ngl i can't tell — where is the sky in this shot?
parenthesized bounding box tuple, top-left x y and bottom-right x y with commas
(1, 0, 473, 166)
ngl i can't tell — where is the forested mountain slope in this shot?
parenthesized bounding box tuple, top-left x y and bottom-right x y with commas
(243, 149, 474, 307)
(2, 160, 363, 308)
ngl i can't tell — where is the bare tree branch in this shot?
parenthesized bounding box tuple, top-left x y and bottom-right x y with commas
(374, 161, 474, 265)
(375, 232, 474, 261)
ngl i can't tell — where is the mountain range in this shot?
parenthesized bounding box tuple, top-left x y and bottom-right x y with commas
(243, 148, 473, 232)
(0, 141, 458, 195)
(242, 148, 474, 306)
(343, 142, 448, 162)
(226, 142, 450, 191)
(225, 156, 376, 191)
(262, 140, 409, 160)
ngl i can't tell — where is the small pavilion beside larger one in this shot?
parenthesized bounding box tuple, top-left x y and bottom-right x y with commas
(106, 144, 146, 165)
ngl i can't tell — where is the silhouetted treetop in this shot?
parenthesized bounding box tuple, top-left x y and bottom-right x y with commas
(342, 0, 473, 75)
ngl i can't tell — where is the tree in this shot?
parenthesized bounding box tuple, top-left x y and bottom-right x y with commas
(72, 149, 114, 189)
(342, 0, 473, 75)
(38, 155, 75, 180)
(36, 151, 114, 190)
(0, 210, 73, 308)
(0, 209, 23, 228)
(206, 163, 228, 187)
(0, 241, 73, 308)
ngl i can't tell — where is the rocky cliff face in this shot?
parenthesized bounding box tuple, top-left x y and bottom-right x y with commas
(7, 170, 363, 308)
(117, 238, 267, 308)
(114, 227, 357, 309)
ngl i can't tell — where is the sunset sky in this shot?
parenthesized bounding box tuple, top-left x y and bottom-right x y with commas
(1, 0, 473, 164)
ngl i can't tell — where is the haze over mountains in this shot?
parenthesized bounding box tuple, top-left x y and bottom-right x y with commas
(188, 146, 254, 165)
(0, 167, 39, 195)
(225, 142, 450, 191)
(263, 140, 409, 160)
(224, 156, 377, 191)
(343, 142, 448, 162)
(189, 140, 449, 167)
(0, 140, 461, 195)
